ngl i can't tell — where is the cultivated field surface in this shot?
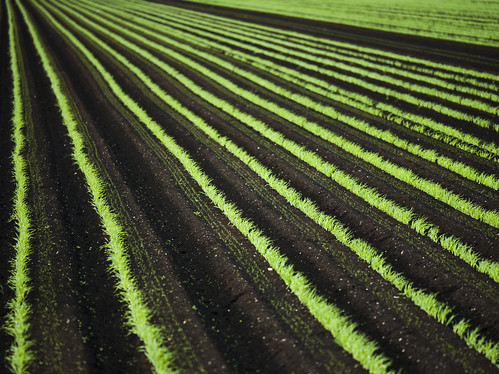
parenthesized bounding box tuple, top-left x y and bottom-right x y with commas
(1, 0, 498, 373)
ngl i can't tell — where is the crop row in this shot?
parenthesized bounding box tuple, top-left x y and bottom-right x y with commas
(7, 0, 176, 371)
(58, 0, 499, 278)
(114, 0, 499, 157)
(173, 0, 499, 47)
(47, 0, 499, 365)
(155, 1, 499, 87)
(30, 0, 404, 371)
(89, 0, 499, 184)
(5, 0, 34, 370)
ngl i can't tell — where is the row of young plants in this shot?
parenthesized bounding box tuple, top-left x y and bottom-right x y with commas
(113, 3, 498, 127)
(40, 0, 499, 368)
(54, 0, 499, 244)
(83, 0, 499, 191)
(5, 0, 34, 371)
(140, 5, 499, 105)
(10, 0, 178, 372)
(178, 0, 499, 47)
(30, 0, 401, 372)
(54, 0, 499, 290)
(117, 0, 499, 89)
(158, 5, 498, 91)
(92, 0, 499, 160)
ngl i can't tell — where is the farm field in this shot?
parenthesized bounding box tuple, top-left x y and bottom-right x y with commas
(0, 0, 498, 373)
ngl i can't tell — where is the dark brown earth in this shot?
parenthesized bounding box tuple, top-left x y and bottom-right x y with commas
(1, 0, 499, 373)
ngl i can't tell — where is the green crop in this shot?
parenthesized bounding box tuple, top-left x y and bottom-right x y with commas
(82, 0, 499, 189)
(69, 1, 499, 227)
(111, 2, 499, 153)
(177, 0, 499, 47)
(58, 0, 499, 272)
(41, 0, 499, 366)
(17, 0, 177, 372)
(5, 1, 35, 372)
(34, 1, 402, 372)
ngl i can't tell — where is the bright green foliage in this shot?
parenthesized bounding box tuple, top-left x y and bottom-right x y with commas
(160, 6, 499, 91)
(180, 0, 499, 47)
(32, 0, 398, 373)
(55, 0, 499, 281)
(110, 2, 499, 155)
(101, 0, 499, 86)
(41, 0, 499, 366)
(67, 0, 499, 231)
(5, 1, 35, 372)
(153, 8, 498, 117)
(17, 0, 176, 372)
(8, 0, 499, 371)
(81, 0, 499, 189)
(116, 3, 497, 126)
(34, 1, 401, 372)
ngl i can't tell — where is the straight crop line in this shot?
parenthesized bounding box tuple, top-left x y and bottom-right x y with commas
(54, 0, 499, 284)
(110, 0, 499, 87)
(106, 2, 499, 127)
(166, 13, 499, 132)
(142, 0, 499, 47)
(90, 2, 499, 191)
(57, 0, 499, 231)
(35, 2, 397, 373)
(158, 6, 498, 91)
(94, 0, 499, 160)
(17, 1, 176, 373)
(4, 1, 35, 372)
(41, 0, 499, 366)
(131, 3, 499, 105)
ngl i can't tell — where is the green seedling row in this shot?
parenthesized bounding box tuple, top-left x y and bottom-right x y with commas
(33, 1, 398, 372)
(150, 5, 498, 91)
(105, 3, 498, 127)
(95, 0, 499, 159)
(123, 3, 498, 106)
(5, 1, 34, 371)
(43, 0, 499, 366)
(178, 0, 499, 47)
(112, 0, 499, 86)
(15, 0, 177, 372)
(56, 0, 499, 282)
(85, 1, 499, 191)
(57, 0, 499, 230)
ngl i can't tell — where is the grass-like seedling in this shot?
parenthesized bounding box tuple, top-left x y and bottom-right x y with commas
(4, 1, 35, 372)
(39, 0, 499, 366)
(33, 2, 403, 372)
(16, 0, 176, 372)
(56, 0, 499, 281)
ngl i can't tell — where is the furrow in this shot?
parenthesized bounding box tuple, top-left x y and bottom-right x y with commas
(109, 2, 499, 157)
(105, 2, 499, 126)
(151, 0, 499, 47)
(105, 0, 499, 85)
(126, 2, 499, 106)
(93, 1, 499, 192)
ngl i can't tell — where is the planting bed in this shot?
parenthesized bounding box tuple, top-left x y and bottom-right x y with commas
(1, 0, 498, 373)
